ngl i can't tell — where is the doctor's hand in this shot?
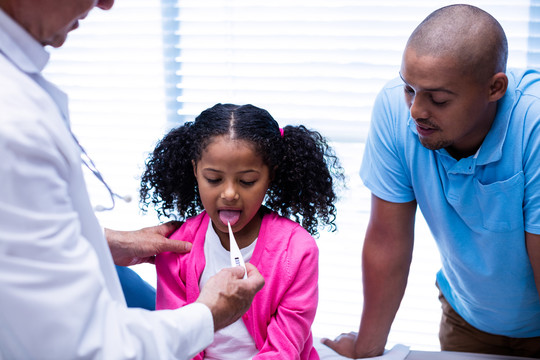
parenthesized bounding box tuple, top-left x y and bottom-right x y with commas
(196, 263, 265, 332)
(105, 221, 191, 266)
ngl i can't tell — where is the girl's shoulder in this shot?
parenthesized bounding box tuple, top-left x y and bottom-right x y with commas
(260, 211, 317, 249)
(261, 210, 301, 230)
(251, 211, 318, 281)
(168, 211, 209, 244)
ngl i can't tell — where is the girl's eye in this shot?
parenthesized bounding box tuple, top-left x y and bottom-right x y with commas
(206, 178, 221, 184)
(240, 180, 256, 186)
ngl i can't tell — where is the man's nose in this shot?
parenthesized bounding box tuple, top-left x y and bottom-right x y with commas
(97, 0, 115, 11)
(409, 95, 429, 120)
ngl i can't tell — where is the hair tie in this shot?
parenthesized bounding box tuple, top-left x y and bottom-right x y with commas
(279, 128, 284, 138)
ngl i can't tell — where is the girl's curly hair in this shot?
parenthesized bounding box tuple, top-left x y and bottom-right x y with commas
(140, 103, 345, 236)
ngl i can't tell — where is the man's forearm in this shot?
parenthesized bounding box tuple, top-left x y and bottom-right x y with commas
(355, 238, 412, 356)
(321, 197, 416, 359)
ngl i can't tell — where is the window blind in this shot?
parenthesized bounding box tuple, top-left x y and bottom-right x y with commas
(163, 0, 531, 143)
(44, 0, 168, 221)
(528, 0, 540, 66)
(43, 0, 533, 212)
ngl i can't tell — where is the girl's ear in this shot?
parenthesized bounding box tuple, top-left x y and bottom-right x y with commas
(270, 165, 278, 182)
(488, 72, 508, 102)
(192, 160, 197, 177)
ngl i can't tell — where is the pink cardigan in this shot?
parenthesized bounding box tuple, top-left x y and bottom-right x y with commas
(155, 211, 319, 360)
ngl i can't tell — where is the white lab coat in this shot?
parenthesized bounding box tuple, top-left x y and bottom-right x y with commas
(0, 9, 213, 360)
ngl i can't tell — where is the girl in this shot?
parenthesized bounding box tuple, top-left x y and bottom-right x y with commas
(140, 103, 344, 360)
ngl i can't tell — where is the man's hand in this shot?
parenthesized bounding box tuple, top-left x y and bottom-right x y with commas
(196, 263, 265, 331)
(321, 332, 359, 358)
(321, 332, 384, 359)
(106, 221, 191, 266)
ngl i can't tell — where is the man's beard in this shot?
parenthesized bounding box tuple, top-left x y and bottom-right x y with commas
(418, 137, 451, 151)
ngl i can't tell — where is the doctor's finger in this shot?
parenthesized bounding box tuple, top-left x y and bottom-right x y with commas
(154, 238, 192, 254)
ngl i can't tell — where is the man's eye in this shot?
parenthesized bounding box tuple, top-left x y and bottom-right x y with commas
(432, 100, 447, 106)
(431, 96, 448, 106)
(404, 86, 415, 95)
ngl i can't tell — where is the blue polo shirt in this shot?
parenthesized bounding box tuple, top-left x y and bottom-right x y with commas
(360, 69, 540, 337)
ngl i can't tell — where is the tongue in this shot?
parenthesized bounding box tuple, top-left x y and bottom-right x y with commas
(219, 210, 241, 226)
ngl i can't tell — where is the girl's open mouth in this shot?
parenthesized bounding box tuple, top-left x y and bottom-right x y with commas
(219, 210, 241, 226)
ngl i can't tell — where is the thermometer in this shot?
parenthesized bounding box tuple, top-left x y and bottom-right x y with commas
(228, 221, 247, 279)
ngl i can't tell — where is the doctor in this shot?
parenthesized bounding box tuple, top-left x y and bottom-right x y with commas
(0, 0, 264, 359)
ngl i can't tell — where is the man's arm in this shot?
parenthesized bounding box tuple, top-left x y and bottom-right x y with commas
(106, 221, 192, 266)
(323, 195, 416, 358)
(526, 231, 540, 301)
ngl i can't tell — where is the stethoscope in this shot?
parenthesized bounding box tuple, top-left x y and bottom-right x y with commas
(71, 133, 131, 212)
(29, 69, 131, 212)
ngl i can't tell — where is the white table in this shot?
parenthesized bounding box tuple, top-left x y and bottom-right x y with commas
(315, 340, 538, 360)
(406, 351, 538, 359)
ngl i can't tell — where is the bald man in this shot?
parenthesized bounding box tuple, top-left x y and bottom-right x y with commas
(323, 4, 540, 358)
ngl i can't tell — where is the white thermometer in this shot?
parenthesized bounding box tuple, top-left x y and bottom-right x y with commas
(228, 221, 247, 279)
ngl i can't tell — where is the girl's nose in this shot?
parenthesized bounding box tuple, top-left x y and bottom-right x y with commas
(221, 186, 239, 201)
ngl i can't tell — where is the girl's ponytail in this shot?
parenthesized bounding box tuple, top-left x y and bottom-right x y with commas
(266, 125, 344, 236)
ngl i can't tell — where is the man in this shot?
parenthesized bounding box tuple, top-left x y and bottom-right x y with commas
(324, 4, 540, 358)
(0, 0, 264, 359)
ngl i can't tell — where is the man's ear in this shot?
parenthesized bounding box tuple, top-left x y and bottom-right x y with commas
(488, 72, 508, 102)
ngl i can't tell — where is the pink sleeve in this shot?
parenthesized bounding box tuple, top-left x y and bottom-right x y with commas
(254, 232, 320, 360)
(155, 220, 206, 360)
(155, 250, 189, 310)
(155, 215, 207, 310)
(155, 255, 204, 360)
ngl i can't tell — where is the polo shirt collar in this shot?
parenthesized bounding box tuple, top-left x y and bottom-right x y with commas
(475, 88, 514, 166)
(0, 8, 49, 74)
